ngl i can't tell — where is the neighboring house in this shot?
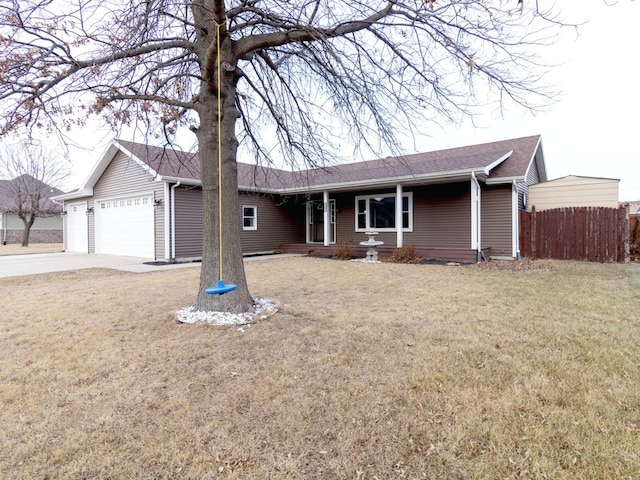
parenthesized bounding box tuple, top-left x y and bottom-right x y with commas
(625, 201, 640, 218)
(0, 176, 63, 245)
(527, 175, 619, 212)
(52, 135, 547, 262)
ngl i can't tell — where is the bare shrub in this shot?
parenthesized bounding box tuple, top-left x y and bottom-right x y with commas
(332, 241, 353, 260)
(387, 245, 422, 264)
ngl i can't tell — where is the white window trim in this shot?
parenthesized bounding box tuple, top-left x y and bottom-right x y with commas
(355, 192, 413, 232)
(242, 205, 257, 231)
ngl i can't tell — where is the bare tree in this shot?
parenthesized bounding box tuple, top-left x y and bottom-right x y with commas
(0, 142, 68, 246)
(0, 1, 570, 312)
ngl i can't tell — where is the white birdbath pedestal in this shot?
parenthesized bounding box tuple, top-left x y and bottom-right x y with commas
(359, 230, 384, 262)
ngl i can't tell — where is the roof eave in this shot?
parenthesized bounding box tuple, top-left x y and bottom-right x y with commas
(484, 150, 513, 175)
(159, 176, 202, 186)
(51, 187, 94, 203)
(485, 176, 526, 185)
(277, 168, 488, 194)
(113, 140, 163, 180)
(524, 136, 547, 183)
(238, 185, 284, 194)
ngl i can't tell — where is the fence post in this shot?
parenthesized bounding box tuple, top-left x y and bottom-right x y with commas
(621, 205, 630, 263)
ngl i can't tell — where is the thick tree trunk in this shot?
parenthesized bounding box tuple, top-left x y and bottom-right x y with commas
(19, 213, 36, 247)
(194, 68, 252, 313)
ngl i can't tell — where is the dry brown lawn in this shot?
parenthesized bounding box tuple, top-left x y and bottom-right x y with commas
(1, 257, 639, 479)
(0, 243, 63, 256)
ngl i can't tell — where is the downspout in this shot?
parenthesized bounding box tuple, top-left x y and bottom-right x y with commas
(323, 190, 330, 246)
(163, 183, 171, 262)
(512, 180, 520, 260)
(171, 181, 181, 261)
(2, 212, 6, 245)
(471, 172, 482, 262)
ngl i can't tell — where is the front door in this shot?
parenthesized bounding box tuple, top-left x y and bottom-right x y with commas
(306, 200, 336, 243)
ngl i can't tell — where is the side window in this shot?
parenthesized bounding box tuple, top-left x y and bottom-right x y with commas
(242, 205, 257, 231)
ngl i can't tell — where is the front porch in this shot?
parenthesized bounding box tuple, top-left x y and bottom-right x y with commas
(280, 243, 485, 264)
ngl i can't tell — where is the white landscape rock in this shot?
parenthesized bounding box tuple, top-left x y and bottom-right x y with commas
(177, 297, 277, 328)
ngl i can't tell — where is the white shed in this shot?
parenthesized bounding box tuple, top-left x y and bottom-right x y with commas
(527, 175, 619, 211)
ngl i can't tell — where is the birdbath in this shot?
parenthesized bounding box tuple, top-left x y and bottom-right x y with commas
(359, 230, 384, 262)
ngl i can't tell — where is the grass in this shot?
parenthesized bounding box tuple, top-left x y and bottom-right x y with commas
(0, 243, 63, 256)
(1, 257, 639, 479)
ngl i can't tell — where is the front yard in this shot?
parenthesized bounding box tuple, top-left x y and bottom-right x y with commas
(1, 257, 639, 479)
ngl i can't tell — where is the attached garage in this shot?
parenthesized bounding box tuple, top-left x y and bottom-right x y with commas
(94, 194, 155, 258)
(66, 202, 88, 253)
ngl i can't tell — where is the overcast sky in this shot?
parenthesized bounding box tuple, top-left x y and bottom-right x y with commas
(64, 1, 639, 201)
(411, 1, 640, 201)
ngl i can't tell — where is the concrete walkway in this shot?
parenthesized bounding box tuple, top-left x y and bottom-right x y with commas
(0, 252, 195, 278)
(0, 252, 301, 278)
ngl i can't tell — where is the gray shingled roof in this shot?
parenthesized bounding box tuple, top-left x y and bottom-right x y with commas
(0, 179, 13, 210)
(0, 175, 63, 213)
(116, 135, 542, 192)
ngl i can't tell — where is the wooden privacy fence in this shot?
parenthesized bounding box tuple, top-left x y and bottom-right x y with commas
(520, 207, 629, 262)
(631, 215, 640, 260)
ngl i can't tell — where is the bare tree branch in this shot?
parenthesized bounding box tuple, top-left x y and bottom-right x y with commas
(0, 0, 576, 311)
(0, 140, 69, 246)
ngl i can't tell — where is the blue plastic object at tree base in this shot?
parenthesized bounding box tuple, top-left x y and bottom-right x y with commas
(205, 279, 237, 295)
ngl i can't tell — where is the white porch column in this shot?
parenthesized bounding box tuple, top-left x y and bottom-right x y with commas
(396, 183, 403, 248)
(323, 190, 330, 247)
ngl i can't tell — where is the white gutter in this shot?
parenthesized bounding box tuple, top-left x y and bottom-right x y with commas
(512, 180, 520, 260)
(170, 181, 181, 260)
(271, 168, 491, 195)
(485, 176, 526, 185)
(159, 176, 202, 186)
(323, 191, 330, 246)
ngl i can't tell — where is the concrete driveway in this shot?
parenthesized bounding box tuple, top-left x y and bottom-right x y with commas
(0, 252, 200, 278)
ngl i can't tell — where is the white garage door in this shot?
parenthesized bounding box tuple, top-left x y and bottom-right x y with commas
(95, 195, 155, 258)
(66, 202, 88, 253)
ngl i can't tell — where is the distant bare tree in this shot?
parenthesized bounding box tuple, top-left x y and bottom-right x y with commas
(0, 1, 571, 312)
(0, 142, 68, 246)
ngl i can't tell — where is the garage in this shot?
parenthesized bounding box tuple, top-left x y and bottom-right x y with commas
(95, 195, 155, 258)
(66, 202, 88, 253)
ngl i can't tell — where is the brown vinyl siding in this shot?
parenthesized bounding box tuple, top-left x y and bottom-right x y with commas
(481, 185, 513, 257)
(335, 192, 358, 244)
(518, 159, 541, 210)
(172, 188, 303, 259)
(333, 190, 401, 247)
(409, 183, 471, 248)
(240, 193, 304, 253)
(92, 151, 166, 258)
(174, 186, 203, 258)
(332, 183, 471, 249)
